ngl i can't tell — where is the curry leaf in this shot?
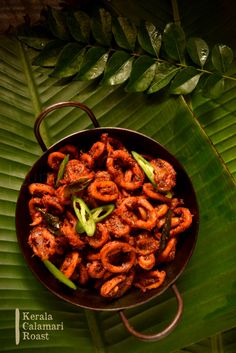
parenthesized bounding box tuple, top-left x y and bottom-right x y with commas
(76, 47, 109, 80)
(46, 6, 71, 41)
(112, 16, 137, 51)
(125, 55, 156, 92)
(187, 37, 209, 68)
(212, 44, 234, 73)
(51, 44, 86, 78)
(91, 8, 112, 46)
(148, 62, 181, 93)
(163, 22, 186, 62)
(102, 50, 134, 85)
(32, 40, 65, 67)
(66, 10, 91, 43)
(170, 67, 201, 94)
(138, 21, 162, 57)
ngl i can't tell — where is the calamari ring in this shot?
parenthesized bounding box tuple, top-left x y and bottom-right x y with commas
(100, 271, 134, 298)
(87, 260, 106, 279)
(42, 195, 64, 214)
(63, 159, 94, 184)
(47, 151, 66, 170)
(100, 241, 136, 273)
(28, 226, 56, 260)
(170, 207, 193, 236)
(137, 253, 156, 270)
(106, 150, 144, 190)
(105, 212, 131, 238)
(143, 183, 172, 203)
(78, 263, 89, 285)
(101, 133, 126, 153)
(157, 238, 177, 263)
(61, 216, 85, 249)
(46, 173, 56, 187)
(88, 180, 119, 202)
(135, 232, 159, 255)
(150, 158, 176, 192)
(134, 270, 166, 292)
(28, 183, 55, 196)
(59, 144, 79, 159)
(118, 196, 157, 230)
(28, 197, 44, 226)
(60, 251, 80, 278)
(80, 153, 94, 169)
(86, 223, 109, 249)
(89, 141, 106, 160)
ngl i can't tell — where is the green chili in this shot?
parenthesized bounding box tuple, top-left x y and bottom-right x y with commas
(55, 154, 69, 187)
(131, 151, 156, 186)
(43, 259, 77, 290)
(132, 150, 172, 199)
(73, 196, 96, 237)
(91, 204, 115, 222)
(76, 203, 115, 234)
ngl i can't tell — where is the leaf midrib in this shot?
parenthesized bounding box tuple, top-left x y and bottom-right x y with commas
(18, 40, 51, 150)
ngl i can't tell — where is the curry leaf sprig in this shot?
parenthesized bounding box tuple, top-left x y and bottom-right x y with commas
(18, 6, 235, 97)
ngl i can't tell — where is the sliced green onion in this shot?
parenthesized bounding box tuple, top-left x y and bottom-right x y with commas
(131, 151, 156, 186)
(56, 154, 69, 187)
(91, 204, 115, 222)
(73, 196, 96, 237)
(43, 260, 77, 290)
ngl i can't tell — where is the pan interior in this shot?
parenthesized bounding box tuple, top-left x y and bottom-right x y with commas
(16, 127, 199, 311)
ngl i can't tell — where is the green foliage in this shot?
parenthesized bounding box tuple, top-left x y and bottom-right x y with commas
(18, 6, 235, 97)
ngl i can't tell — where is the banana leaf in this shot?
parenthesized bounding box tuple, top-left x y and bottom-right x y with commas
(0, 1, 236, 353)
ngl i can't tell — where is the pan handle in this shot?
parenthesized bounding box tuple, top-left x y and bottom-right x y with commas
(34, 101, 100, 151)
(119, 284, 183, 342)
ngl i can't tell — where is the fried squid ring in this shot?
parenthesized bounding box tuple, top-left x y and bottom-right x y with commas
(59, 144, 79, 159)
(88, 180, 119, 202)
(100, 271, 134, 298)
(87, 260, 106, 279)
(28, 197, 44, 226)
(42, 195, 64, 214)
(135, 232, 159, 255)
(80, 153, 94, 169)
(28, 226, 56, 260)
(106, 150, 144, 190)
(61, 214, 85, 249)
(63, 159, 94, 184)
(101, 133, 126, 154)
(170, 207, 193, 236)
(143, 183, 172, 203)
(157, 238, 177, 263)
(134, 269, 166, 292)
(86, 223, 109, 249)
(89, 141, 106, 160)
(105, 212, 131, 238)
(150, 158, 176, 192)
(48, 151, 66, 170)
(28, 183, 55, 196)
(60, 251, 81, 278)
(100, 241, 136, 273)
(137, 253, 156, 270)
(118, 196, 157, 230)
